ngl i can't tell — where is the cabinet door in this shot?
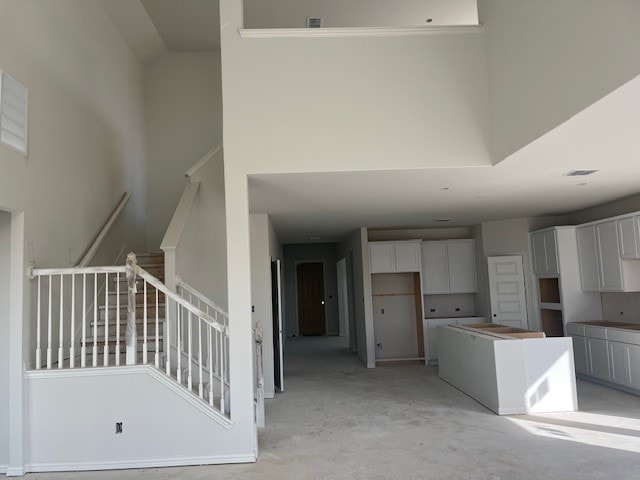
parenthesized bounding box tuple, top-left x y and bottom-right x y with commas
(571, 335, 589, 376)
(447, 241, 477, 293)
(543, 230, 559, 276)
(370, 243, 395, 273)
(421, 242, 449, 294)
(427, 330, 438, 360)
(395, 242, 421, 272)
(588, 338, 611, 381)
(609, 341, 631, 386)
(576, 226, 600, 291)
(628, 344, 640, 388)
(618, 217, 639, 259)
(532, 232, 548, 276)
(596, 221, 624, 291)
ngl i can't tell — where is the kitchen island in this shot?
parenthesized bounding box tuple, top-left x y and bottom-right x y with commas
(438, 323, 577, 415)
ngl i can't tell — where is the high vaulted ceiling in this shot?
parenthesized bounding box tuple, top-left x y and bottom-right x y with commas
(100, 0, 220, 65)
(141, 0, 220, 52)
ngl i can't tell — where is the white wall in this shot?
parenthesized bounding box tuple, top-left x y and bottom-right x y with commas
(145, 52, 223, 248)
(26, 368, 255, 471)
(174, 152, 228, 310)
(282, 243, 340, 336)
(249, 214, 282, 399)
(244, 0, 478, 28)
(478, 218, 537, 329)
(478, 0, 640, 162)
(0, 212, 10, 470)
(0, 3, 149, 471)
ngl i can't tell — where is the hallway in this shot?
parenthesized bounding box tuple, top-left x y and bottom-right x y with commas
(27, 336, 640, 480)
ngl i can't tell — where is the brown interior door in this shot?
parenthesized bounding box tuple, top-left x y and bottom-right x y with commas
(297, 262, 326, 335)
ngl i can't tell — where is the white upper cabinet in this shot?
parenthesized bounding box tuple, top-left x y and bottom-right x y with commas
(447, 241, 478, 293)
(422, 240, 477, 295)
(618, 216, 640, 259)
(577, 219, 640, 293)
(394, 242, 422, 272)
(595, 221, 624, 291)
(370, 242, 395, 273)
(531, 229, 559, 277)
(369, 240, 421, 274)
(422, 242, 449, 294)
(576, 226, 600, 292)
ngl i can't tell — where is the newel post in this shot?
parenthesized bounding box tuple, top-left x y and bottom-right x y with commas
(125, 252, 138, 365)
(254, 321, 265, 428)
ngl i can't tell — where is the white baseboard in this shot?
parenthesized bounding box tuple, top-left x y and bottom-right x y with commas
(6, 466, 24, 476)
(26, 453, 256, 473)
(0, 465, 7, 474)
(264, 391, 275, 399)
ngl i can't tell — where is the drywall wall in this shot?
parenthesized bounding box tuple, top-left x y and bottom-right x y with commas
(243, 0, 478, 28)
(337, 241, 358, 353)
(174, 151, 228, 310)
(368, 227, 472, 242)
(145, 52, 223, 248)
(478, 0, 640, 162)
(0, 212, 10, 468)
(601, 293, 640, 326)
(26, 367, 255, 471)
(567, 192, 640, 226)
(337, 228, 372, 366)
(222, 5, 491, 174)
(282, 243, 340, 336)
(249, 214, 283, 399)
(479, 218, 537, 330)
(0, 2, 150, 470)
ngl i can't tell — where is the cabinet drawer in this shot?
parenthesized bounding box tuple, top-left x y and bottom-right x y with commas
(565, 323, 586, 337)
(426, 318, 456, 330)
(606, 328, 640, 346)
(585, 325, 607, 340)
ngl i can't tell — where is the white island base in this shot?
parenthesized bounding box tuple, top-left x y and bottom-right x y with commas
(438, 325, 578, 415)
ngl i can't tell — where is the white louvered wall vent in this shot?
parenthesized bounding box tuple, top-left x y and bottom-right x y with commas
(306, 17, 323, 28)
(0, 70, 29, 156)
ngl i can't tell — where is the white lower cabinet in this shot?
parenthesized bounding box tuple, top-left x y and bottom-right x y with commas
(570, 335, 589, 375)
(587, 337, 611, 381)
(609, 341, 632, 386)
(628, 344, 640, 388)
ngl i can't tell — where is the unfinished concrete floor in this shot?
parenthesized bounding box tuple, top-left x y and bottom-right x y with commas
(28, 336, 640, 480)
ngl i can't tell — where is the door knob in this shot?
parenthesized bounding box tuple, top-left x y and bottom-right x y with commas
(493, 314, 497, 317)
(321, 300, 325, 305)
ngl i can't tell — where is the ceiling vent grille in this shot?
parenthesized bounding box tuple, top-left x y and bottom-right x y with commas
(435, 218, 453, 223)
(564, 170, 598, 176)
(306, 17, 323, 28)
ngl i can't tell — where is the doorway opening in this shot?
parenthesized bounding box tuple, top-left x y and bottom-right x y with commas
(296, 262, 326, 336)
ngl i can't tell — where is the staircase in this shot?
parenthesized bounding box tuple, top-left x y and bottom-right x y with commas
(85, 252, 166, 362)
(30, 252, 230, 418)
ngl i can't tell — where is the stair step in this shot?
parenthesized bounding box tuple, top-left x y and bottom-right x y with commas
(133, 253, 164, 265)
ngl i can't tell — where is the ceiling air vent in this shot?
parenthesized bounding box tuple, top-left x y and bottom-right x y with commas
(564, 170, 599, 177)
(435, 218, 453, 223)
(306, 17, 323, 28)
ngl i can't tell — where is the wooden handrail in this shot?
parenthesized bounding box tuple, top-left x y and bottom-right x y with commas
(77, 192, 131, 267)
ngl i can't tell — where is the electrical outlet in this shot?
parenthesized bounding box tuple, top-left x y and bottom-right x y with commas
(430, 308, 436, 312)
(455, 308, 461, 312)
(115, 422, 123, 434)
(381, 308, 385, 314)
(376, 342, 383, 351)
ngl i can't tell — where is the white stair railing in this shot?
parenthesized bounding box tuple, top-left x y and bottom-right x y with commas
(29, 253, 230, 419)
(175, 276, 230, 410)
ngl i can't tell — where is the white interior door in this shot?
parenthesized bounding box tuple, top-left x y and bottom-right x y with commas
(336, 258, 350, 337)
(488, 256, 528, 329)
